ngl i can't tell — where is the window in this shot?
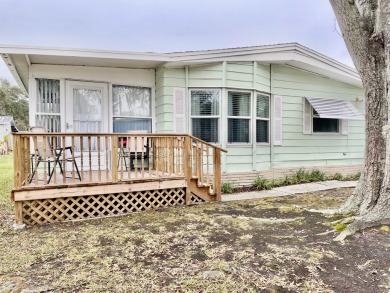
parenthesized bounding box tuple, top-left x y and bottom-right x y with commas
(35, 79, 61, 132)
(256, 94, 270, 143)
(191, 89, 220, 143)
(112, 85, 152, 133)
(304, 97, 364, 135)
(313, 109, 339, 133)
(228, 91, 251, 143)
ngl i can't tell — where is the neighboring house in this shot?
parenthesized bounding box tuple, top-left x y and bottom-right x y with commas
(1, 43, 365, 185)
(0, 116, 14, 152)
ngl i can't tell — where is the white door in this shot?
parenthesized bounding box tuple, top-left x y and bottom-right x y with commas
(65, 81, 109, 170)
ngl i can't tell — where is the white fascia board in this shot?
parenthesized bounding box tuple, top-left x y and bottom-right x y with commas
(290, 52, 362, 87)
(1, 54, 27, 92)
(0, 44, 169, 62)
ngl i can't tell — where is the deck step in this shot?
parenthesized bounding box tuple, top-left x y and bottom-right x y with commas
(189, 178, 216, 202)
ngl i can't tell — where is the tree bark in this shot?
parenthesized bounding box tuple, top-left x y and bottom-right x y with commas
(329, 0, 390, 240)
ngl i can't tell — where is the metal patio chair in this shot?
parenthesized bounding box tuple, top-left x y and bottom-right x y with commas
(29, 126, 81, 183)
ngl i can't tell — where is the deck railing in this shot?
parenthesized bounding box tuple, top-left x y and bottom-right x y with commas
(13, 133, 226, 198)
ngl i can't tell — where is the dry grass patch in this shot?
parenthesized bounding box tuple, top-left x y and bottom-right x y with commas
(1, 188, 390, 292)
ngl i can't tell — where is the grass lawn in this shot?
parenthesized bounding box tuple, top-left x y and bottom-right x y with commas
(0, 155, 14, 216)
(1, 184, 390, 292)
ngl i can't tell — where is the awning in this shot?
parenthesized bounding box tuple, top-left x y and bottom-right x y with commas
(306, 97, 364, 120)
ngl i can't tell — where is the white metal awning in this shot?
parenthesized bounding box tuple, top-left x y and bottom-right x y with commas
(306, 97, 364, 120)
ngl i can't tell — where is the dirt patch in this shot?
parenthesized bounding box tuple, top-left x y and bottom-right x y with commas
(1, 187, 390, 292)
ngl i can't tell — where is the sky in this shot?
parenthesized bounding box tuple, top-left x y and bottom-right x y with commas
(0, 0, 353, 85)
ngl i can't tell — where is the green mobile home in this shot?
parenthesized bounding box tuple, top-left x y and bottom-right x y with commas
(2, 43, 364, 188)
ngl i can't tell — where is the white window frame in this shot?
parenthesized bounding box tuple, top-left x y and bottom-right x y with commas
(227, 89, 252, 144)
(112, 84, 153, 133)
(190, 88, 221, 144)
(34, 78, 62, 132)
(256, 93, 270, 145)
(312, 108, 341, 134)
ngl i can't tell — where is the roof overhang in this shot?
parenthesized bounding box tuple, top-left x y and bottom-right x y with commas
(0, 43, 362, 93)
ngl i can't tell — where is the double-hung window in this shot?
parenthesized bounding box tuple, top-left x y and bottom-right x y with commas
(256, 94, 270, 143)
(228, 91, 251, 143)
(191, 89, 220, 143)
(112, 85, 152, 133)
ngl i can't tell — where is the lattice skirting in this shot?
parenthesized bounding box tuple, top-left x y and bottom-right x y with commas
(20, 187, 204, 225)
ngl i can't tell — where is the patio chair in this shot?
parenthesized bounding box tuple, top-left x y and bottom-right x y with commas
(29, 126, 81, 183)
(118, 130, 149, 170)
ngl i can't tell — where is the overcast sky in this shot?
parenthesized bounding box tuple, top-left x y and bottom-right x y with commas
(0, 0, 353, 85)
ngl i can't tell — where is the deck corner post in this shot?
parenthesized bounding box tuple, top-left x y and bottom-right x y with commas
(14, 201, 24, 226)
(184, 136, 192, 205)
(213, 148, 222, 201)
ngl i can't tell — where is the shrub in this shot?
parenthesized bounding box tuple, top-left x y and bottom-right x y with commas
(342, 172, 361, 181)
(308, 169, 326, 182)
(330, 172, 343, 180)
(293, 169, 309, 183)
(221, 182, 235, 194)
(253, 177, 273, 190)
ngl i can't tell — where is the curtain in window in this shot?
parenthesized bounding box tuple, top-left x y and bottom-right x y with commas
(191, 90, 219, 143)
(112, 85, 152, 133)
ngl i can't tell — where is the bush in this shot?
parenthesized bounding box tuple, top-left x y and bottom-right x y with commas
(342, 172, 361, 181)
(221, 182, 235, 194)
(253, 177, 273, 190)
(330, 172, 343, 180)
(308, 169, 326, 182)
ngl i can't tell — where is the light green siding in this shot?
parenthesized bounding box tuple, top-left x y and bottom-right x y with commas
(271, 65, 365, 168)
(188, 64, 223, 88)
(155, 67, 185, 133)
(156, 63, 364, 173)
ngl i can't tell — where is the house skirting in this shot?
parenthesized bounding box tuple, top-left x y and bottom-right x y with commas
(222, 164, 363, 188)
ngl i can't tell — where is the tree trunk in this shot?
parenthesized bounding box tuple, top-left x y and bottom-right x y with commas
(329, 0, 390, 240)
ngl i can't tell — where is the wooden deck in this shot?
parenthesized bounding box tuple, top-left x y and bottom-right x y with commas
(12, 133, 226, 225)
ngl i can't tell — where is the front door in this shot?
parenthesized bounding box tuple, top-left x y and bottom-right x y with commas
(65, 81, 109, 170)
(66, 81, 108, 133)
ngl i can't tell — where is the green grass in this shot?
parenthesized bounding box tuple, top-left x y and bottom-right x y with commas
(0, 155, 14, 215)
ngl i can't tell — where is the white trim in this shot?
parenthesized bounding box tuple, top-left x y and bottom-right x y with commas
(65, 80, 109, 133)
(227, 89, 253, 144)
(2, 42, 362, 91)
(189, 88, 222, 144)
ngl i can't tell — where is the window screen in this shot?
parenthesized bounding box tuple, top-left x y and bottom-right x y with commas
(35, 79, 61, 132)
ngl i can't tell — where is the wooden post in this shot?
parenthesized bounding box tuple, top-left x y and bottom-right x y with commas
(112, 135, 118, 183)
(15, 201, 23, 225)
(13, 134, 22, 189)
(184, 136, 192, 205)
(213, 149, 222, 201)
